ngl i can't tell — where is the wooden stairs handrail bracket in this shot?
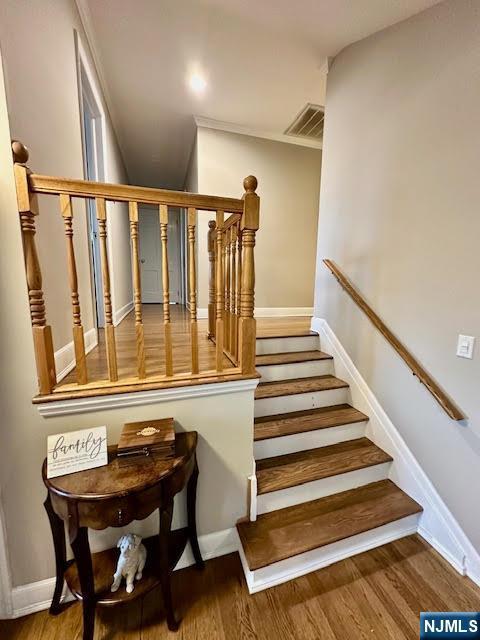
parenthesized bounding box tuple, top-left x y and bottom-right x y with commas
(323, 259, 465, 421)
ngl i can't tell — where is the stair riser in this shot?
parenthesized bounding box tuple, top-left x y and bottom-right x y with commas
(257, 359, 333, 382)
(254, 421, 367, 459)
(254, 388, 349, 418)
(256, 336, 319, 355)
(257, 462, 391, 515)
(239, 513, 421, 594)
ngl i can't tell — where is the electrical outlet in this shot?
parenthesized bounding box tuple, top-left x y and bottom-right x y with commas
(456, 334, 475, 359)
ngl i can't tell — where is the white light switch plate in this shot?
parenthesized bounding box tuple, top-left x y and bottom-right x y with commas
(456, 334, 475, 359)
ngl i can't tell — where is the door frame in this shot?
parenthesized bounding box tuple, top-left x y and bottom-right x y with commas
(75, 31, 113, 328)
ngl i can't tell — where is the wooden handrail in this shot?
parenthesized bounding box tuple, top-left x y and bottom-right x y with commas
(12, 140, 259, 401)
(28, 174, 244, 212)
(323, 259, 465, 421)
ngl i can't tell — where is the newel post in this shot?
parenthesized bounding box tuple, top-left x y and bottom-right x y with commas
(12, 140, 56, 393)
(238, 175, 259, 375)
(207, 220, 217, 339)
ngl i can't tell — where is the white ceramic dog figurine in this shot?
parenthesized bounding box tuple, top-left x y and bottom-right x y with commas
(111, 533, 147, 594)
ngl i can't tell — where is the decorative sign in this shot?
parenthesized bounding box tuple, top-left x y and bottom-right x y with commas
(47, 426, 108, 479)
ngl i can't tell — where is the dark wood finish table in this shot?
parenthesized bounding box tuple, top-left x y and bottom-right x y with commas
(42, 430, 203, 640)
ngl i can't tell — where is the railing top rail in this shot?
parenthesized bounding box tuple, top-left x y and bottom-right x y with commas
(323, 258, 466, 421)
(27, 173, 245, 213)
(222, 213, 242, 231)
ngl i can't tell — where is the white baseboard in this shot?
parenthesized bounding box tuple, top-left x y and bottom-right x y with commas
(113, 300, 133, 326)
(55, 328, 98, 383)
(10, 527, 238, 619)
(197, 307, 313, 320)
(311, 317, 480, 588)
(254, 307, 313, 317)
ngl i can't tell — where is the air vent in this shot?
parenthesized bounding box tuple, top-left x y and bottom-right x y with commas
(285, 103, 324, 140)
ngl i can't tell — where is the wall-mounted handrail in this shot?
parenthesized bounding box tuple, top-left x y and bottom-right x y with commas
(323, 259, 465, 421)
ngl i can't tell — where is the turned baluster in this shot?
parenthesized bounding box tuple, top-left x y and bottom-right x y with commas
(13, 141, 57, 393)
(215, 210, 225, 371)
(230, 224, 238, 361)
(160, 205, 173, 377)
(225, 227, 231, 353)
(95, 198, 118, 381)
(239, 176, 259, 375)
(235, 223, 243, 363)
(207, 220, 217, 339)
(188, 208, 199, 374)
(60, 194, 87, 384)
(129, 202, 146, 379)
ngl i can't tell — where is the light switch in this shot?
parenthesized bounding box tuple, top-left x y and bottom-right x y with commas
(456, 334, 475, 359)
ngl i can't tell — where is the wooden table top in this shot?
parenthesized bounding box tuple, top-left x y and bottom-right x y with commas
(42, 431, 197, 501)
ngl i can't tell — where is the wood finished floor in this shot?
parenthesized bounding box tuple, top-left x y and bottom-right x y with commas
(61, 308, 312, 385)
(3, 536, 480, 639)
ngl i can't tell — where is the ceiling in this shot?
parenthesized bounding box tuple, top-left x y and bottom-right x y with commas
(79, 0, 442, 190)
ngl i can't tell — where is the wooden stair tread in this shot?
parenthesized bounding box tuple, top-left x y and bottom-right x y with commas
(256, 331, 318, 340)
(256, 350, 332, 366)
(255, 375, 348, 399)
(256, 438, 392, 494)
(254, 404, 368, 441)
(237, 480, 422, 570)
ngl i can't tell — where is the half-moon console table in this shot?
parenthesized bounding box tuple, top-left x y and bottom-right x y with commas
(42, 430, 203, 640)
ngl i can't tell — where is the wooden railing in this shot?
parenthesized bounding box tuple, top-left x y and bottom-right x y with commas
(323, 259, 465, 421)
(12, 141, 259, 401)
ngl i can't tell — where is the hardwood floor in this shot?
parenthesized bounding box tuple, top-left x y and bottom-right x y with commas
(3, 536, 480, 639)
(61, 308, 313, 385)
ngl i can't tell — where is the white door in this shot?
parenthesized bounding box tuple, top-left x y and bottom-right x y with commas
(140, 210, 163, 303)
(139, 209, 182, 303)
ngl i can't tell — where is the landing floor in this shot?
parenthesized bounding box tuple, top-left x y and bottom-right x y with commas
(61, 307, 311, 385)
(3, 536, 480, 639)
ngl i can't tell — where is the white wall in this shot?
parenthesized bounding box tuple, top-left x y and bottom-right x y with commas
(314, 0, 480, 552)
(0, 0, 132, 351)
(194, 126, 322, 311)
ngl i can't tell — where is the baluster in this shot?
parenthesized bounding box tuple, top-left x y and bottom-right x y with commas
(13, 145, 56, 393)
(207, 220, 217, 339)
(230, 224, 237, 361)
(95, 198, 118, 381)
(129, 202, 146, 379)
(188, 208, 199, 374)
(60, 194, 87, 384)
(160, 205, 173, 377)
(235, 222, 242, 363)
(225, 226, 231, 353)
(215, 210, 225, 371)
(239, 176, 259, 375)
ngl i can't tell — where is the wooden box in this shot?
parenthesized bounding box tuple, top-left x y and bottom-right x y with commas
(117, 418, 175, 461)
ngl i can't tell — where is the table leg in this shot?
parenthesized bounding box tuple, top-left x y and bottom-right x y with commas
(71, 527, 96, 640)
(187, 457, 204, 570)
(44, 493, 66, 615)
(159, 503, 180, 631)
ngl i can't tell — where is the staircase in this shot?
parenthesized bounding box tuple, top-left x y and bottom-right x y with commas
(237, 329, 423, 593)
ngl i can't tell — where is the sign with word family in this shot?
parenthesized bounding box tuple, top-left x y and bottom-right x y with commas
(47, 427, 108, 479)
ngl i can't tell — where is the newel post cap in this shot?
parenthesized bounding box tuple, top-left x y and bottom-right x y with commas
(12, 140, 29, 164)
(243, 175, 258, 194)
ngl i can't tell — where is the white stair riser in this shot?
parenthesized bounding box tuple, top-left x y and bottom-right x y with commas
(254, 421, 367, 460)
(257, 462, 391, 515)
(256, 336, 319, 355)
(254, 387, 349, 418)
(257, 359, 333, 382)
(239, 513, 420, 594)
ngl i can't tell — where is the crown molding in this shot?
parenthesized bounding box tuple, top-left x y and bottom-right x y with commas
(194, 116, 322, 150)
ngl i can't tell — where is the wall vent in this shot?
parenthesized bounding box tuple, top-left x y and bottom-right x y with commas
(285, 103, 324, 140)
